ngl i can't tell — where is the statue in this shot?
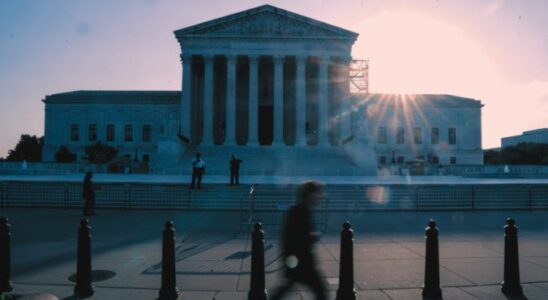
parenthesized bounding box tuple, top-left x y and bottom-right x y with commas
(162, 115, 179, 137)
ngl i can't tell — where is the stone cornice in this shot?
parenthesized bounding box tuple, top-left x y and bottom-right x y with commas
(174, 4, 358, 42)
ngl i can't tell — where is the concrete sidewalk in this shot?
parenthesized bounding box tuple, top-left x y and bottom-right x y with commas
(1, 208, 548, 299)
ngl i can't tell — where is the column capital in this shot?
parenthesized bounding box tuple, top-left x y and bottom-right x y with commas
(248, 55, 260, 64)
(203, 55, 215, 64)
(226, 54, 238, 64)
(296, 55, 307, 65)
(273, 55, 285, 65)
(318, 55, 331, 65)
(180, 54, 192, 64)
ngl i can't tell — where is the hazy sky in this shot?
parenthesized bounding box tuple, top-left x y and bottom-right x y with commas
(1, 0, 547, 157)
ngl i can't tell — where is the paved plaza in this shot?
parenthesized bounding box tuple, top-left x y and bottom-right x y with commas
(1, 208, 548, 299)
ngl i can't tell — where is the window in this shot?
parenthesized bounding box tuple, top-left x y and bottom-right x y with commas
(432, 156, 439, 164)
(379, 156, 386, 164)
(378, 127, 387, 144)
(396, 127, 405, 144)
(449, 128, 457, 145)
(106, 124, 115, 142)
(413, 127, 422, 144)
(142, 125, 152, 142)
(70, 124, 79, 141)
(88, 124, 97, 141)
(142, 154, 150, 162)
(124, 125, 133, 141)
(450, 156, 457, 164)
(431, 128, 439, 144)
(397, 156, 405, 164)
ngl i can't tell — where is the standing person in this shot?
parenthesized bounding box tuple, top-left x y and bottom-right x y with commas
(82, 171, 95, 216)
(229, 154, 243, 186)
(270, 181, 327, 300)
(190, 152, 206, 189)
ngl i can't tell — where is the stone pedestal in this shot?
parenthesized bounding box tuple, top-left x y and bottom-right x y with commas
(157, 137, 183, 162)
(343, 115, 377, 175)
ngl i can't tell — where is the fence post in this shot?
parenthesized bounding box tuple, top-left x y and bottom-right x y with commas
(415, 187, 419, 210)
(64, 182, 69, 209)
(74, 219, 94, 298)
(0, 217, 13, 293)
(501, 218, 523, 296)
(159, 221, 179, 300)
(528, 186, 533, 211)
(248, 223, 267, 300)
(336, 221, 356, 300)
(471, 187, 475, 210)
(422, 219, 442, 299)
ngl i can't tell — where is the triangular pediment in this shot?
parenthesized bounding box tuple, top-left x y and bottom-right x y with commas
(174, 5, 358, 40)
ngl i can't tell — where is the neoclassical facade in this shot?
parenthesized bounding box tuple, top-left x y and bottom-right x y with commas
(42, 5, 483, 174)
(174, 5, 357, 147)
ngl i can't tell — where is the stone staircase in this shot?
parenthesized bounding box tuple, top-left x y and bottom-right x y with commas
(151, 145, 376, 176)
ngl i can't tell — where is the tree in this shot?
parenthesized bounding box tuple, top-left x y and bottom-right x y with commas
(484, 143, 548, 165)
(6, 134, 43, 162)
(483, 149, 500, 165)
(54, 145, 77, 163)
(82, 142, 118, 163)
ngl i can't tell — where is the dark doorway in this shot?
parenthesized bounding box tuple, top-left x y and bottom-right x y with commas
(259, 105, 273, 145)
(258, 56, 274, 145)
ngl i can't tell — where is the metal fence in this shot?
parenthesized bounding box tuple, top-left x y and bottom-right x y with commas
(0, 181, 547, 212)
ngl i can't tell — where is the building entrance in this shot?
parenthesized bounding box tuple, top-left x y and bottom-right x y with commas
(258, 105, 273, 145)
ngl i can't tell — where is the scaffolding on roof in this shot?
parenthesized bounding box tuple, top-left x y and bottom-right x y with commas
(349, 59, 369, 94)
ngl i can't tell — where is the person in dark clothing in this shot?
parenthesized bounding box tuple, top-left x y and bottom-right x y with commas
(190, 152, 205, 189)
(82, 171, 95, 216)
(270, 181, 327, 300)
(229, 154, 243, 185)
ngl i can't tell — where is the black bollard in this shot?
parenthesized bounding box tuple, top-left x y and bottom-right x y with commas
(501, 218, 523, 296)
(336, 221, 356, 300)
(248, 223, 267, 300)
(159, 221, 179, 300)
(0, 217, 13, 293)
(74, 218, 94, 298)
(422, 219, 442, 299)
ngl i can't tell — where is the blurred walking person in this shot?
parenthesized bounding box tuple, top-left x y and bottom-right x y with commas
(270, 180, 327, 300)
(82, 171, 95, 216)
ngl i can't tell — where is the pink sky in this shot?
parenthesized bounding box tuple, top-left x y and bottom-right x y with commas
(0, 0, 547, 157)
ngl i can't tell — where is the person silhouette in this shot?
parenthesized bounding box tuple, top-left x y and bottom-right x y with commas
(190, 152, 205, 189)
(270, 180, 327, 300)
(229, 154, 243, 185)
(82, 171, 95, 216)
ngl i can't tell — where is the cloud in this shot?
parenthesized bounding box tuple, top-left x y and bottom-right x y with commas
(485, 0, 505, 15)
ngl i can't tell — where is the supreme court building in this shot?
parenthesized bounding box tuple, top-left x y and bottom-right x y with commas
(42, 5, 484, 175)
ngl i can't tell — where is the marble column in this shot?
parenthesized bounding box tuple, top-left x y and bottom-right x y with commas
(340, 57, 352, 141)
(180, 54, 192, 140)
(248, 55, 259, 145)
(317, 55, 330, 146)
(225, 55, 237, 145)
(295, 55, 307, 146)
(272, 55, 284, 146)
(202, 55, 214, 145)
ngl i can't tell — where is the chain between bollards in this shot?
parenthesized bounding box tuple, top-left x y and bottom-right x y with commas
(248, 222, 267, 300)
(74, 218, 94, 298)
(501, 218, 523, 296)
(422, 219, 442, 299)
(336, 221, 356, 300)
(159, 221, 179, 300)
(0, 217, 13, 294)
